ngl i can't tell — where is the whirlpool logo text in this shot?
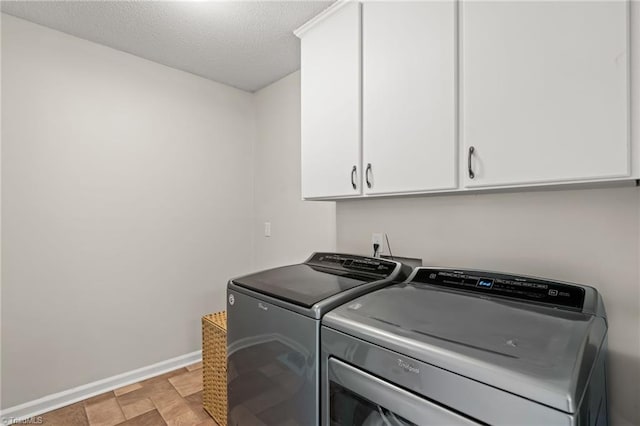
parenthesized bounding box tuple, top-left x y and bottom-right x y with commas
(397, 358, 420, 374)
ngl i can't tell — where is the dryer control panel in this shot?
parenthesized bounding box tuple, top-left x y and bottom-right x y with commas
(307, 253, 398, 277)
(411, 268, 586, 310)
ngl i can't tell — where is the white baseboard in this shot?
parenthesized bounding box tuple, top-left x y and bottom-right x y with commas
(0, 350, 202, 425)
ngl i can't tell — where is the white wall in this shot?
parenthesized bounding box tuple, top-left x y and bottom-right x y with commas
(336, 187, 640, 426)
(1, 14, 255, 408)
(252, 71, 335, 270)
(1, 15, 338, 411)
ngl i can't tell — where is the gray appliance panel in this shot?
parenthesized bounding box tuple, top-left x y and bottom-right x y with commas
(227, 290, 318, 426)
(231, 264, 376, 308)
(229, 281, 318, 318)
(328, 358, 479, 425)
(321, 327, 574, 426)
(322, 282, 607, 414)
(229, 253, 406, 316)
(228, 261, 406, 320)
(406, 267, 606, 318)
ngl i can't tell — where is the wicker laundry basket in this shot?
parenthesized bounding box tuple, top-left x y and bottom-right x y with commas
(202, 311, 227, 425)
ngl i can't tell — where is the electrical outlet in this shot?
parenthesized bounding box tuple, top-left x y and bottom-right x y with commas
(372, 233, 384, 255)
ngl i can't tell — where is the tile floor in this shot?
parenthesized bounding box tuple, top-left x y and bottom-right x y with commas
(34, 362, 217, 426)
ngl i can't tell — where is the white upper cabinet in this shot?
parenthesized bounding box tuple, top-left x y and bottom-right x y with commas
(297, 0, 634, 199)
(298, 2, 362, 199)
(461, 1, 630, 188)
(362, 1, 457, 195)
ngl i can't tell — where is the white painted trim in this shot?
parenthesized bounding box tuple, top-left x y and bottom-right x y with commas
(302, 177, 640, 201)
(294, 0, 354, 38)
(0, 350, 202, 425)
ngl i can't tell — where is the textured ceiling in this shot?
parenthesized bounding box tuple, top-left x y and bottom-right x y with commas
(1, 1, 332, 92)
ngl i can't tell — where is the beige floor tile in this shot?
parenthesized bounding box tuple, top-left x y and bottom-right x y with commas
(83, 391, 116, 406)
(196, 422, 217, 426)
(151, 388, 193, 423)
(36, 366, 211, 426)
(118, 395, 155, 420)
(39, 402, 89, 426)
(125, 378, 174, 401)
(195, 418, 218, 426)
(117, 409, 167, 426)
(114, 382, 143, 397)
(140, 368, 188, 387)
(85, 397, 125, 426)
(184, 391, 213, 422)
(168, 369, 203, 397)
(165, 409, 202, 426)
(150, 388, 182, 407)
(142, 379, 176, 398)
(185, 361, 202, 372)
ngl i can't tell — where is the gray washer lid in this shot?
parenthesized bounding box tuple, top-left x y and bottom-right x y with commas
(322, 282, 607, 414)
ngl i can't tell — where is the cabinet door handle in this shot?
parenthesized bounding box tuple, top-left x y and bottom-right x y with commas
(351, 165, 357, 190)
(365, 163, 372, 188)
(468, 146, 475, 179)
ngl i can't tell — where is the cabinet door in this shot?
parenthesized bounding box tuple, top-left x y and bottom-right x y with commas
(300, 3, 361, 199)
(462, 1, 629, 188)
(363, 1, 457, 195)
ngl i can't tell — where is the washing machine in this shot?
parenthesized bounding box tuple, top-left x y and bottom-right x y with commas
(322, 267, 608, 426)
(226, 253, 410, 426)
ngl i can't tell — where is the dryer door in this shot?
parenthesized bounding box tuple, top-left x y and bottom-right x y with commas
(328, 358, 479, 426)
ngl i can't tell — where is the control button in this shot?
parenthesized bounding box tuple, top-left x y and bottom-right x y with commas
(548, 289, 558, 296)
(477, 279, 494, 289)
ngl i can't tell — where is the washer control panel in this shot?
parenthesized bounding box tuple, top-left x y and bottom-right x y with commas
(411, 268, 586, 310)
(308, 253, 397, 277)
